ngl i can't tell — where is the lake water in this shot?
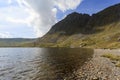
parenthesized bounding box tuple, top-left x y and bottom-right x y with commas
(0, 48, 93, 80)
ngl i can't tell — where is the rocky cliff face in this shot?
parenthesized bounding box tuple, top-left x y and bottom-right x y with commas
(47, 3, 120, 35)
(48, 12, 91, 35)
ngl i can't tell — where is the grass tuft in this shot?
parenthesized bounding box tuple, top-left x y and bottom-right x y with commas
(116, 62, 120, 67)
(102, 53, 120, 67)
(102, 53, 120, 61)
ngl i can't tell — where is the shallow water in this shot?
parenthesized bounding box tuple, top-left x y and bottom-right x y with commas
(0, 48, 93, 80)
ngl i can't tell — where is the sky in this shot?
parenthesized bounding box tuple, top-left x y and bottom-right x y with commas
(0, 0, 120, 38)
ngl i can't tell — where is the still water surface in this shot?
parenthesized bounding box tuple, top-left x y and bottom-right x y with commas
(0, 48, 93, 80)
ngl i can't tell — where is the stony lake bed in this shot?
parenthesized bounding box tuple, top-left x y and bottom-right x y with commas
(0, 48, 120, 80)
(76, 49, 120, 80)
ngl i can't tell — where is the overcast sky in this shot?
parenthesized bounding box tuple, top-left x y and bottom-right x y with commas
(0, 0, 119, 38)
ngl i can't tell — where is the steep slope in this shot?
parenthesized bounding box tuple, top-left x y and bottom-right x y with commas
(48, 12, 91, 35)
(36, 3, 120, 48)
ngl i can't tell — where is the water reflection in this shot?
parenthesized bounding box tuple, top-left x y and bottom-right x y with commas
(0, 48, 93, 80)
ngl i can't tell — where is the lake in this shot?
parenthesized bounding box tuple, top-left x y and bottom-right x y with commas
(0, 48, 93, 80)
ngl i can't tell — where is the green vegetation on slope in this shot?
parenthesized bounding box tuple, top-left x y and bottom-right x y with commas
(33, 3, 120, 48)
(35, 22, 120, 48)
(0, 38, 35, 47)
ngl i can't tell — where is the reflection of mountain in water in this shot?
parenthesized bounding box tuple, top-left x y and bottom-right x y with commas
(32, 48, 94, 80)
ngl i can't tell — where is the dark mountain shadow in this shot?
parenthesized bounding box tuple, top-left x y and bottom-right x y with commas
(48, 12, 91, 35)
(32, 48, 94, 79)
(47, 3, 120, 35)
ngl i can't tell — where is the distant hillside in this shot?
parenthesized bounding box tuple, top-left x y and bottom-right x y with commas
(0, 38, 35, 47)
(35, 3, 120, 48)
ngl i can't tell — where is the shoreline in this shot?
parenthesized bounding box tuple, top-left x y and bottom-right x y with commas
(76, 49, 120, 80)
(63, 49, 120, 80)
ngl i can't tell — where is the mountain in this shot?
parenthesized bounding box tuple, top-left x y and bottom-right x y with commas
(34, 3, 120, 48)
(48, 3, 120, 35)
(48, 12, 91, 35)
(0, 38, 35, 47)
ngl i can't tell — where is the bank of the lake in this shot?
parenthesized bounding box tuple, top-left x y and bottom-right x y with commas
(74, 49, 120, 80)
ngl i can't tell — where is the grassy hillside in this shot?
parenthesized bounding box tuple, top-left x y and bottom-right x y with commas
(34, 3, 120, 48)
(0, 38, 35, 47)
(35, 22, 120, 48)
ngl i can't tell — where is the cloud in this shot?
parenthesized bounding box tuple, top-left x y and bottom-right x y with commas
(17, 0, 57, 37)
(0, 1, 35, 38)
(16, 0, 83, 37)
(0, 0, 83, 38)
(0, 32, 13, 38)
(8, 0, 12, 4)
(0, 3, 32, 27)
(55, 0, 83, 12)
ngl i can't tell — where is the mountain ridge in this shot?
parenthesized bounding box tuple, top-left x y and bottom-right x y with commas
(48, 12, 91, 35)
(48, 3, 120, 35)
(34, 3, 120, 48)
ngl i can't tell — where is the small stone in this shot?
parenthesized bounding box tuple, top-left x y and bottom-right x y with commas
(98, 72, 102, 75)
(117, 78, 119, 80)
(92, 76, 99, 80)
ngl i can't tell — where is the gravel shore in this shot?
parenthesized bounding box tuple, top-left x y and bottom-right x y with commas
(66, 49, 120, 80)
